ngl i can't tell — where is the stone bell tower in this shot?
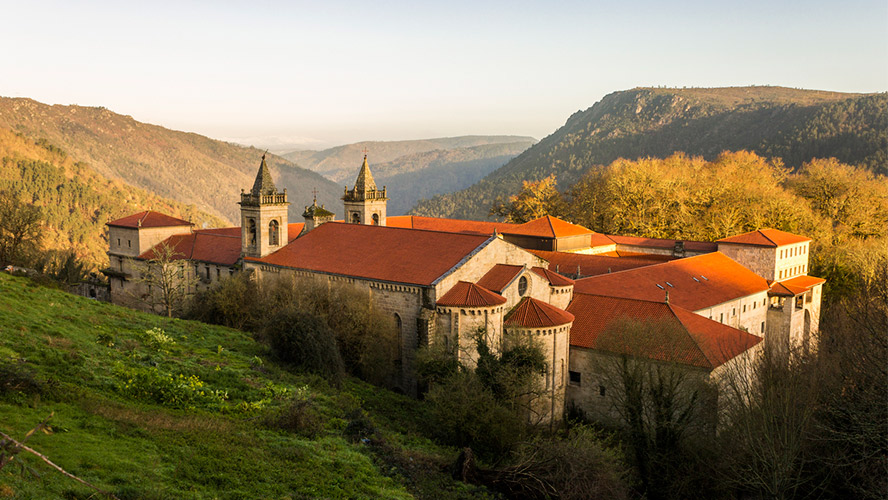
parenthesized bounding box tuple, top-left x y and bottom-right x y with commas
(240, 153, 289, 258)
(342, 154, 387, 226)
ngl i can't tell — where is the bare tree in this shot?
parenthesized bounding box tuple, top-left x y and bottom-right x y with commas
(130, 241, 195, 317)
(593, 318, 714, 500)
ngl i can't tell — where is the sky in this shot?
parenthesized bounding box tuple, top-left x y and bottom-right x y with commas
(1, 0, 886, 150)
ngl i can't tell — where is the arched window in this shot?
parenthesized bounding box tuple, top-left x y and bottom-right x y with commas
(372, 213, 379, 225)
(247, 219, 257, 246)
(351, 212, 361, 224)
(518, 276, 528, 296)
(268, 219, 280, 246)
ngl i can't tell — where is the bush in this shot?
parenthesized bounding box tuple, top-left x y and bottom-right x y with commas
(262, 309, 344, 385)
(114, 364, 227, 409)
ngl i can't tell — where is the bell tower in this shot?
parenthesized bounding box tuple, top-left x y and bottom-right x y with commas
(240, 153, 289, 258)
(343, 154, 387, 226)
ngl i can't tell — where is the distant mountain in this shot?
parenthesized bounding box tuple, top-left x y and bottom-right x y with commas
(410, 87, 887, 220)
(283, 135, 535, 183)
(0, 98, 343, 223)
(0, 128, 227, 268)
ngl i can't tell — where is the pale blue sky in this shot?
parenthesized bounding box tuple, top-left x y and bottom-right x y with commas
(1, 0, 885, 149)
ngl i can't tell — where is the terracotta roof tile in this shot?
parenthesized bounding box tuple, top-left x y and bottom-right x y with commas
(567, 294, 762, 369)
(530, 250, 668, 277)
(607, 234, 717, 252)
(505, 297, 574, 328)
(573, 252, 770, 311)
(437, 281, 507, 307)
(107, 211, 193, 229)
(504, 215, 592, 238)
(386, 216, 516, 236)
(139, 232, 242, 266)
(250, 223, 492, 286)
(769, 275, 826, 296)
(717, 228, 811, 247)
(476, 264, 525, 293)
(531, 266, 575, 286)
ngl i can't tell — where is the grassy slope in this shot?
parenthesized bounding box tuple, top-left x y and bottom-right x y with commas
(410, 86, 887, 220)
(0, 98, 343, 223)
(0, 274, 487, 499)
(0, 129, 227, 270)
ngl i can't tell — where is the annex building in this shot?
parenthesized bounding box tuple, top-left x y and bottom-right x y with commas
(106, 155, 824, 423)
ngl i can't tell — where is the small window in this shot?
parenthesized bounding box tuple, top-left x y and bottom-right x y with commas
(268, 219, 280, 246)
(518, 276, 528, 296)
(732, 307, 736, 316)
(720, 313, 724, 323)
(205, 266, 210, 279)
(599, 385, 606, 397)
(127, 240, 131, 248)
(372, 213, 379, 225)
(117, 238, 121, 246)
(743, 304, 746, 313)
(569, 371, 581, 386)
(761, 321, 765, 333)
(351, 212, 361, 224)
(216, 268, 220, 279)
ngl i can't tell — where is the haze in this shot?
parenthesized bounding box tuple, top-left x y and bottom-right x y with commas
(1, 0, 886, 150)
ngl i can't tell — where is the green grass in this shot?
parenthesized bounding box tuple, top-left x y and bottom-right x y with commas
(0, 274, 489, 499)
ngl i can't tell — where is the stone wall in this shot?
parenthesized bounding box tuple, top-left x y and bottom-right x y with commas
(718, 244, 778, 281)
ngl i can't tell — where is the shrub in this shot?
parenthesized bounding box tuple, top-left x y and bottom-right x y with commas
(262, 309, 344, 385)
(114, 364, 227, 409)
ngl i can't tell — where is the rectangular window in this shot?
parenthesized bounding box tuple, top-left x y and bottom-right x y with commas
(720, 313, 724, 323)
(743, 304, 746, 313)
(205, 266, 210, 279)
(599, 385, 606, 397)
(127, 240, 131, 248)
(761, 321, 765, 333)
(569, 371, 581, 386)
(732, 307, 736, 316)
(117, 238, 121, 246)
(216, 268, 220, 279)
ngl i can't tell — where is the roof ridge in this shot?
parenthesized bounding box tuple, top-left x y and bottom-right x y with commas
(759, 228, 780, 246)
(667, 304, 716, 368)
(573, 291, 673, 305)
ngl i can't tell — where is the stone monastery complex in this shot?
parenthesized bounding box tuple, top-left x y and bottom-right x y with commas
(106, 154, 824, 422)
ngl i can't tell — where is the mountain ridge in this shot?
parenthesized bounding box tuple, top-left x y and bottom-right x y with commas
(0, 97, 343, 223)
(409, 86, 887, 220)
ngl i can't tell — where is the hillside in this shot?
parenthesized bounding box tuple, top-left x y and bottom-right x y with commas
(375, 141, 533, 215)
(0, 98, 343, 223)
(0, 273, 488, 499)
(283, 135, 535, 183)
(410, 86, 887, 220)
(0, 129, 227, 269)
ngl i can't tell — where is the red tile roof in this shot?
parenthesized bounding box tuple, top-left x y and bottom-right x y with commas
(589, 233, 618, 247)
(531, 266, 575, 287)
(250, 223, 492, 286)
(139, 232, 242, 266)
(505, 297, 574, 328)
(717, 228, 811, 247)
(386, 216, 516, 236)
(567, 294, 762, 369)
(476, 264, 525, 293)
(437, 281, 507, 307)
(573, 252, 770, 311)
(769, 275, 826, 296)
(107, 211, 193, 229)
(530, 250, 669, 277)
(504, 215, 592, 238)
(607, 234, 717, 253)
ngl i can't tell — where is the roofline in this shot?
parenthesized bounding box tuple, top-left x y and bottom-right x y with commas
(245, 259, 432, 289)
(431, 235, 498, 286)
(568, 344, 716, 373)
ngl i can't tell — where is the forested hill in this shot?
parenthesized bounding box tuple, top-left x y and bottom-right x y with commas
(0, 98, 342, 223)
(410, 87, 887, 220)
(0, 128, 227, 268)
(283, 135, 535, 183)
